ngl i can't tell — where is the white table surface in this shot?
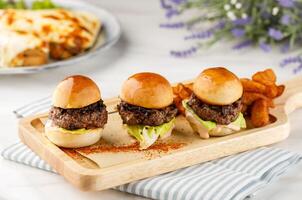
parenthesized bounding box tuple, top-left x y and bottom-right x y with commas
(1, 0, 302, 199)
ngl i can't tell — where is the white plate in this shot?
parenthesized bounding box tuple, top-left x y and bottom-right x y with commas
(0, 0, 121, 75)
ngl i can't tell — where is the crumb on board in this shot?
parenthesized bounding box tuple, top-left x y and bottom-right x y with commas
(75, 142, 186, 154)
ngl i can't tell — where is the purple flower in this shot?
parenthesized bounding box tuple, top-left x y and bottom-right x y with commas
(184, 30, 213, 40)
(277, 0, 295, 8)
(170, 0, 187, 5)
(280, 43, 290, 53)
(170, 46, 198, 57)
(231, 28, 245, 37)
(215, 20, 226, 29)
(261, 11, 271, 19)
(160, 0, 187, 8)
(259, 42, 271, 52)
(280, 56, 302, 67)
(268, 28, 283, 40)
(165, 9, 180, 18)
(280, 55, 302, 74)
(232, 18, 251, 26)
(160, 0, 172, 9)
(160, 22, 185, 29)
(294, 63, 302, 74)
(281, 15, 291, 25)
(160, 0, 183, 18)
(232, 40, 252, 49)
(184, 21, 224, 40)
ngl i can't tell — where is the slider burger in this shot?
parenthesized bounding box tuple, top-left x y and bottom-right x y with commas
(183, 67, 246, 138)
(117, 72, 177, 149)
(45, 75, 108, 148)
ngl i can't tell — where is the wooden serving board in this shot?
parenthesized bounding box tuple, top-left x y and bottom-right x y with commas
(19, 76, 302, 191)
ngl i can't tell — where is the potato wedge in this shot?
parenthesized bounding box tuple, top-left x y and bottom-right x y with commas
(173, 83, 193, 115)
(242, 92, 274, 108)
(252, 69, 276, 86)
(241, 78, 266, 94)
(184, 83, 193, 91)
(173, 96, 185, 115)
(251, 99, 270, 127)
(276, 85, 285, 97)
(265, 84, 278, 98)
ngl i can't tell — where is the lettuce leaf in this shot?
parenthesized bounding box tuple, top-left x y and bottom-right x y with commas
(126, 118, 175, 149)
(231, 112, 246, 128)
(182, 100, 216, 130)
(182, 100, 246, 130)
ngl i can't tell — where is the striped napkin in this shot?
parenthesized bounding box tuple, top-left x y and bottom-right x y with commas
(2, 97, 302, 200)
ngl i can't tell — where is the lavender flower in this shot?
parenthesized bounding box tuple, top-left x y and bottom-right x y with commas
(280, 55, 302, 74)
(280, 56, 302, 67)
(170, 46, 197, 57)
(165, 9, 180, 18)
(281, 15, 291, 25)
(184, 30, 213, 40)
(160, 22, 185, 28)
(231, 28, 245, 37)
(293, 63, 302, 74)
(159, 0, 302, 74)
(160, 0, 172, 10)
(170, 0, 186, 5)
(268, 28, 283, 40)
(259, 42, 271, 52)
(278, 0, 295, 8)
(261, 11, 271, 19)
(184, 21, 225, 40)
(232, 17, 251, 26)
(280, 42, 290, 53)
(232, 40, 252, 49)
(160, 0, 182, 18)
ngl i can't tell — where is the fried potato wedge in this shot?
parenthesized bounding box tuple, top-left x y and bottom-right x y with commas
(265, 84, 278, 98)
(251, 99, 270, 127)
(276, 85, 285, 97)
(184, 83, 193, 91)
(173, 83, 193, 115)
(241, 78, 267, 94)
(173, 96, 185, 115)
(241, 104, 248, 113)
(252, 69, 276, 86)
(242, 92, 274, 108)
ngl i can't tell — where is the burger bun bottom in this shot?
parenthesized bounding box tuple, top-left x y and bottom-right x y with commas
(44, 120, 102, 148)
(175, 114, 241, 139)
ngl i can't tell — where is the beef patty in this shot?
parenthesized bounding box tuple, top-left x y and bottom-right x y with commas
(187, 94, 242, 125)
(49, 100, 108, 130)
(117, 101, 178, 126)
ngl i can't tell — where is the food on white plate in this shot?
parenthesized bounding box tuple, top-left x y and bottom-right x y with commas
(0, 30, 48, 67)
(117, 72, 177, 149)
(0, 8, 101, 67)
(182, 67, 246, 138)
(45, 75, 108, 148)
(0, 0, 57, 10)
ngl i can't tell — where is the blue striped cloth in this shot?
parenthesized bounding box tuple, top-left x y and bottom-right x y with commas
(2, 97, 302, 200)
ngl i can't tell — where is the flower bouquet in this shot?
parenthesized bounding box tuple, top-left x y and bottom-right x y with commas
(160, 0, 302, 73)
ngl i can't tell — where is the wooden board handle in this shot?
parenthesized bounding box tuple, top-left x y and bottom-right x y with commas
(276, 75, 302, 115)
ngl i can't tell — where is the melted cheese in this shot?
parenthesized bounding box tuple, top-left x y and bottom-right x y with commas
(0, 9, 101, 67)
(0, 30, 48, 67)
